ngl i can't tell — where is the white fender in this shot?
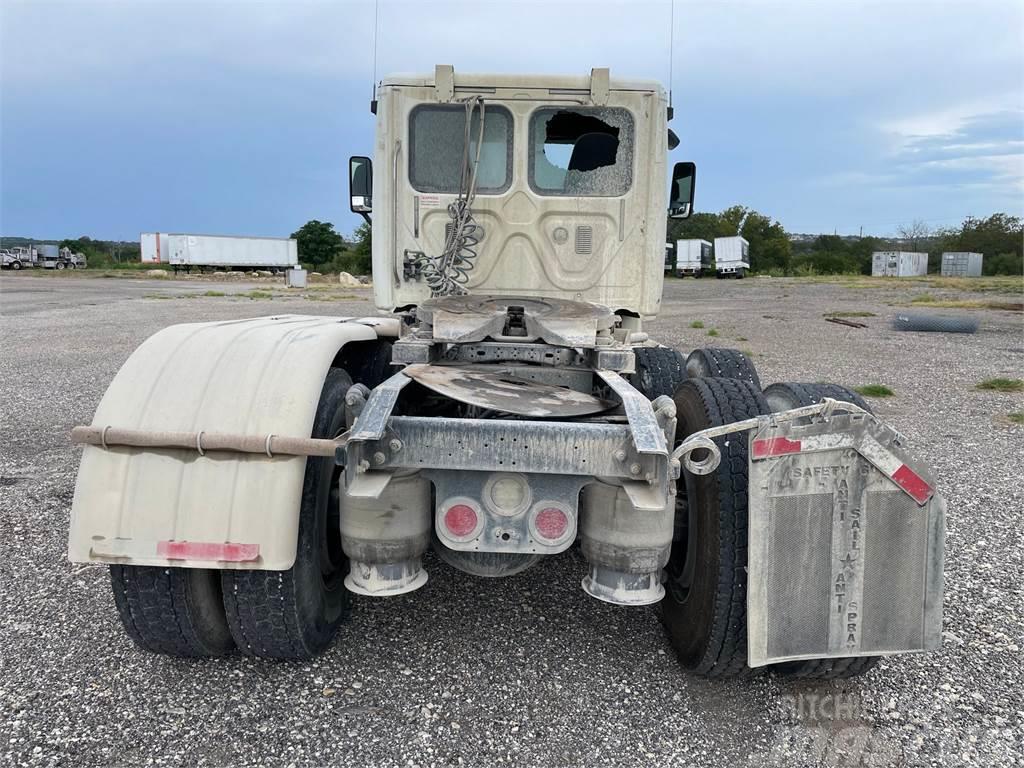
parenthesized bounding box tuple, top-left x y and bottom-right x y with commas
(69, 315, 392, 570)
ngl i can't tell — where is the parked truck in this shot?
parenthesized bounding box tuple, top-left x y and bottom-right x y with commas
(166, 233, 298, 273)
(675, 238, 712, 277)
(713, 235, 749, 278)
(69, 66, 943, 680)
(0, 244, 84, 270)
(872, 251, 928, 277)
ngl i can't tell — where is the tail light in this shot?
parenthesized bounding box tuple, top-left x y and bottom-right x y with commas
(529, 503, 573, 545)
(440, 500, 483, 542)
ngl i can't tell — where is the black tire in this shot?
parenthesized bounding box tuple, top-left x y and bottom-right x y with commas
(774, 656, 880, 680)
(891, 313, 979, 334)
(685, 347, 761, 389)
(762, 382, 870, 415)
(221, 367, 353, 659)
(662, 377, 770, 678)
(434, 542, 541, 578)
(56, 261, 66, 270)
(110, 565, 234, 657)
(632, 346, 688, 400)
(11, 261, 21, 271)
(761, 382, 879, 679)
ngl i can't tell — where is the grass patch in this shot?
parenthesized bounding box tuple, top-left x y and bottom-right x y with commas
(238, 290, 274, 300)
(706, 328, 719, 337)
(1007, 412, 1024, 424)
(824, 310, 877, 318)
(977, 378, 1024, 392)
(689, 320, 704, 329)
(904, 298, 1022, 311)
(143, 293, 174, 299)
(202, 290, 226, 297)
(853, 384, 895, 397)
(735, 336, 748, 341)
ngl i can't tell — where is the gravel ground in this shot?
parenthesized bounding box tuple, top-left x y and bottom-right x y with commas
(1, 273, 1022, 767)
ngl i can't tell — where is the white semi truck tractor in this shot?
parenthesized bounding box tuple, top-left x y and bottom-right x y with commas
(69, 66, 943, 679)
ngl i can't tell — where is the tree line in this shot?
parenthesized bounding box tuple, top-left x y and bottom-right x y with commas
(669, 209, 1023, 276)
(8, 209, 1018, 277)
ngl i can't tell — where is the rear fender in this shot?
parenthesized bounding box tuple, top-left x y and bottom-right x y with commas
(68, 315, 388, 570)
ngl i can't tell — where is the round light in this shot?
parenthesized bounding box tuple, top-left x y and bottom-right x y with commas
(534, 506, 569, 542)
(444, 504, 479, 538)
(489, 476, 527, 514)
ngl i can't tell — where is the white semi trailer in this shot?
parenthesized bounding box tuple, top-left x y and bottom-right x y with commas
(68, 66, 943, 681)
(140, 233, 170, 264)
(713, 235, 749, 278)
(675, 238, 712, 277)
(166, 233, 298, 273)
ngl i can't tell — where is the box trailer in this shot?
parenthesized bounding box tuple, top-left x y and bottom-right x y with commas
(167, 234, 298, 272)
(941, 252, 983, 277)
(871, 251, 928, 277)
(713, 236, 749, 278)
(676, 239, 712, 277)
(141, 233, 170, 264)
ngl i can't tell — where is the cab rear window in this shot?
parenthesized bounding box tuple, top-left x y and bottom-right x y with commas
(409, 105, 513, 194)
(529, 107, 634, 196)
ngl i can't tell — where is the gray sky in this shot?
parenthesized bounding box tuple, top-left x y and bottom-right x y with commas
(2, 0, 1022, 240)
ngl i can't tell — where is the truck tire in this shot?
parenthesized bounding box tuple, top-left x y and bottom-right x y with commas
(662, 377, 770, 677)
(109, 565, 234, 657)
(685, 347, 761, 389)
(761, 381, 880, 679)
(762, 382, 870, 415)
(221, 367, 353, 659)
(11, 260, 21, 270)
(434, 544, 541, 578)
(631, 346, 687, 400)
(56, 261, 66, 270)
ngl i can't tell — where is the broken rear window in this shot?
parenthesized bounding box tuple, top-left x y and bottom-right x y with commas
(528, 107, 634, 196)
(409, 104, 512, 194)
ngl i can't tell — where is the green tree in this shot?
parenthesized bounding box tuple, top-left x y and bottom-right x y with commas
(291, 220, 344, 267)
(950, 213, 1023, 275)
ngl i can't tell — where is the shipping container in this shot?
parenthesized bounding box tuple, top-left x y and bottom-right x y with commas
(940, 252, 983, 277)
(675, 239, 713, 277)
(140, 233, 170, 263)
(871, 251, 928, 277)
(713, 236, 750, 278)
(167, 234, 298, 272)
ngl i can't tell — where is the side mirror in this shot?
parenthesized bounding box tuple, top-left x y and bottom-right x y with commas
(669, 161, 696, 219)
(349, 156, 372, 214)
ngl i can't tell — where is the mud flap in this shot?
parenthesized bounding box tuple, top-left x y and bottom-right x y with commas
(745, 411, 944, 667)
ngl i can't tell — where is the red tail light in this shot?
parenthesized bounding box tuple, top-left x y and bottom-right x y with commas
(444, 504, 479, 538)
(531, 504, 571, 544)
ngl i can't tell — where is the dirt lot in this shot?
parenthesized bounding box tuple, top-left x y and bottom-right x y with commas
(1, 273, 1022, 767)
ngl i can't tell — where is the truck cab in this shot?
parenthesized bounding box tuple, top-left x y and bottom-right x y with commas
(353, 66, 695, 321)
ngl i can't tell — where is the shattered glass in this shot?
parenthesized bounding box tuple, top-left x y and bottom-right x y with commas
(529, 107, 634, 196)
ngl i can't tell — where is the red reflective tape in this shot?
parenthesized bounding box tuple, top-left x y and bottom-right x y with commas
(891, 464, 932, 504)
(752, 437, 803, 458)
(157, 540, 260, 562)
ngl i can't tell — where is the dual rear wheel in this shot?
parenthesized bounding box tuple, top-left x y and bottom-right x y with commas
(109, 368, 353, 659)
(635, 348, 880, 679)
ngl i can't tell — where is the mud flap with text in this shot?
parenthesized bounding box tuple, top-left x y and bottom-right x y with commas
(745, 412, 944, 667)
